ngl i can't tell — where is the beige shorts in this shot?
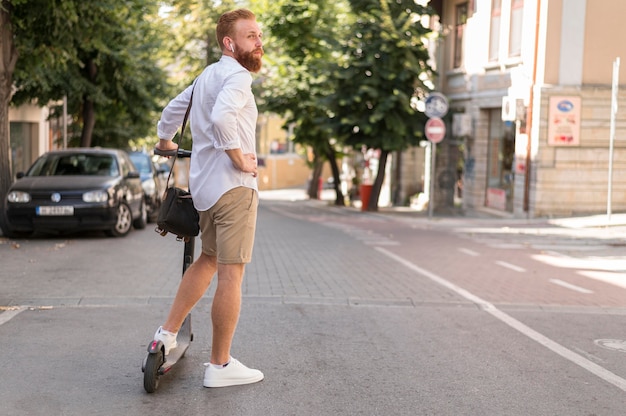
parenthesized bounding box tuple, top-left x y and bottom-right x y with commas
(199, 187, 258, 264)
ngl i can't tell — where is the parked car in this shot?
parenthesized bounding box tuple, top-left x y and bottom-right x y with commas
(4, 148, 146, 238)
(128, 151, 169, 223)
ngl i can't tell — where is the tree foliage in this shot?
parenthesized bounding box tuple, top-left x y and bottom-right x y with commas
(328, 0, 434, 210)
(10, 0, 169, 148)
(0, 0, 170, 235)
(260, 0, 351, 203)
(160, 0, 240, 90)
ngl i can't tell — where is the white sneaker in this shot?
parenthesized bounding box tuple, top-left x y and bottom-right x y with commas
(154, 326, 178, 355)
(203, 357, 264, 388)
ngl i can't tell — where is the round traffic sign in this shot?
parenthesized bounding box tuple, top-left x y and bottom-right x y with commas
(424, 92, 449, 118)
(425, 117, 446, 143)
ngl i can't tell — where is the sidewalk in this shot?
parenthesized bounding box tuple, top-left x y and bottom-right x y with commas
(259, 188, 626, 231)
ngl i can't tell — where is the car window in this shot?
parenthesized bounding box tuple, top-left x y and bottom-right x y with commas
(91, 156, 119, 176)
(27, 154, 119, 177)
(129, 154, 152, 174)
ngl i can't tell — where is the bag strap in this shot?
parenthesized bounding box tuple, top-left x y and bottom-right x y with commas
(165, 82, 196, 190)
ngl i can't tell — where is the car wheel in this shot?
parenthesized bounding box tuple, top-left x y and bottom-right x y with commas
(106, 201, 133, 237)
(133, 201, 147, 230)
(1, 210, 32, 239)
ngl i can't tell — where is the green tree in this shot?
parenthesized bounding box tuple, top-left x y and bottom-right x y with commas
(10, 0, 168, 149)
(330, 0, 434, 211)
(160, 0, 239, 90)
(260, 0, 351, 204)
(0, 0, 170, 235)
(0, 0, 78, 234)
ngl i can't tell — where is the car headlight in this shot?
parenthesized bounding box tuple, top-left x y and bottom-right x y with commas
(83, 190, 108, 203)
(7, 191, 31, 203)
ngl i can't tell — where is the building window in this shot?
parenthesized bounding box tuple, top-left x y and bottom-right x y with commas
(509, 0, 524, 57)
(454, 2, 468, 68)
(489, 0, 502, 62)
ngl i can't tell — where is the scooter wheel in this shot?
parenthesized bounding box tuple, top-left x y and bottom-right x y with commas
(143, 349, 164, 393)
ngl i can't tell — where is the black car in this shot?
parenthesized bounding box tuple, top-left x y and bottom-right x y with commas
(128, 151, 169, 223)
(4, 148, 146, 238)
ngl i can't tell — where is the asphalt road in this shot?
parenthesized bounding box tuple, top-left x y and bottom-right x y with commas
(2, 191, 626, 415)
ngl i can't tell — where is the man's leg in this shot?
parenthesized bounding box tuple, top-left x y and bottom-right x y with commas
(162, 252, 217, 333)
(203, 261, 263, 388)
(210, 263, 245, 365)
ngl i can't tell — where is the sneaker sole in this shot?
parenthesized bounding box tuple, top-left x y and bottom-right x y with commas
(203, 374, 264, 388)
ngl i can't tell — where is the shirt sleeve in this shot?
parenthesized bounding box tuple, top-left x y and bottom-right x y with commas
(156, 83, 195, 140)
(211, 71, 252, 150)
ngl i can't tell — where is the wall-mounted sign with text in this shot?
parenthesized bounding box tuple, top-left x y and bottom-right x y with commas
(548, 96, 581, 146)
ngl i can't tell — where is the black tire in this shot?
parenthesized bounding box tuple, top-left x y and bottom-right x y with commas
(133, 201, 147, 230)
(143, 350, 164, 393)
(1, 209, 32, 238)
(106, 202, 132, 237)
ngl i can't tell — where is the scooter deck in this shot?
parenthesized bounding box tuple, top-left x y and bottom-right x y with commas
(159, 339, 190, 374)
(157, 314, 192, 374)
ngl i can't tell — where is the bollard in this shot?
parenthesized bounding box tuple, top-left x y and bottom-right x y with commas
(360, 184, 373, 211)
(318, 177, 323, 200)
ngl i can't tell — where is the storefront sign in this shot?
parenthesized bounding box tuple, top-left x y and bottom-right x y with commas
(548, 96, 581, 146)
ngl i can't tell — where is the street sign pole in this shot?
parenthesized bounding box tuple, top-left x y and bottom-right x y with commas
(423, 93, 449, 219)
(424, 115, 447, 219)
(608, 57, 620, 221)
(428, 142, 436, 219)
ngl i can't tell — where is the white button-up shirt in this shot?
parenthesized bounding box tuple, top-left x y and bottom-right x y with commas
(157, 56, 258, 210)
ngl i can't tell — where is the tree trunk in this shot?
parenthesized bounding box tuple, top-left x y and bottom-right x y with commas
(325, 146, 344, 206)
(80, 97, 95, 147)
(366, 149, 389, 212)
(0, 1, 18, 235)
(80, 59, 97, 147)
(307, 151, 324, 199)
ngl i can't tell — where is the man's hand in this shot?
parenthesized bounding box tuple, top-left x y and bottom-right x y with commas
(226, 149, 258, 177)
(242, 153, 258, 178)
(155, 139, 178, 157)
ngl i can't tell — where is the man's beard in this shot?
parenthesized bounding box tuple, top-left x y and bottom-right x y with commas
(235, 48, 263, 73)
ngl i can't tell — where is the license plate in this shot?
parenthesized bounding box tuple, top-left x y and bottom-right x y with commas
(36, 206, 74, 216)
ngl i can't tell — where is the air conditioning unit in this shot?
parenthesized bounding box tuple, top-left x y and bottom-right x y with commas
(502, 96, 517, 121)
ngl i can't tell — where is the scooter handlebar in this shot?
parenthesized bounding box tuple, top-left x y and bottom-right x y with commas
(154, 147, 192, 158)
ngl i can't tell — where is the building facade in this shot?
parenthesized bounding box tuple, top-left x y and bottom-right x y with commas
(430, 0, 626, 218)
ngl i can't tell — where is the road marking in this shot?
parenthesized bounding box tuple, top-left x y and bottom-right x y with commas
(375, 247, 626, 392)
(0, 307, 25, 326)
(458, 248, 480, 257)
(495, 260, 526, 273)
(595, 339, 626, 353)
(579, 270, 626, 290)
(549, 279, 593, 294)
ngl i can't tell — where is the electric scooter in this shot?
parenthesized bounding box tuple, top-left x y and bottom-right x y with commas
(142, 148, 194, 393)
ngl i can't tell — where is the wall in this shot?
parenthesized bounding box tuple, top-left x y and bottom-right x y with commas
(532, 87, 626, 217)
(257, 153, 311, 191)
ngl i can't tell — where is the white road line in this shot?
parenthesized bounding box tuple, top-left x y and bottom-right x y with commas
(0, 307, 25, 326)
(375, 247, 626, 393)
(579, 271, 626, 290)
(495, 260, 526, 273)
(549, 279, 594, 294)
(458, 247, 480, 257)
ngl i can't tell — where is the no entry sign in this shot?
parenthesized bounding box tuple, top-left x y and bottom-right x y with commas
(425, 117, 446, 143)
